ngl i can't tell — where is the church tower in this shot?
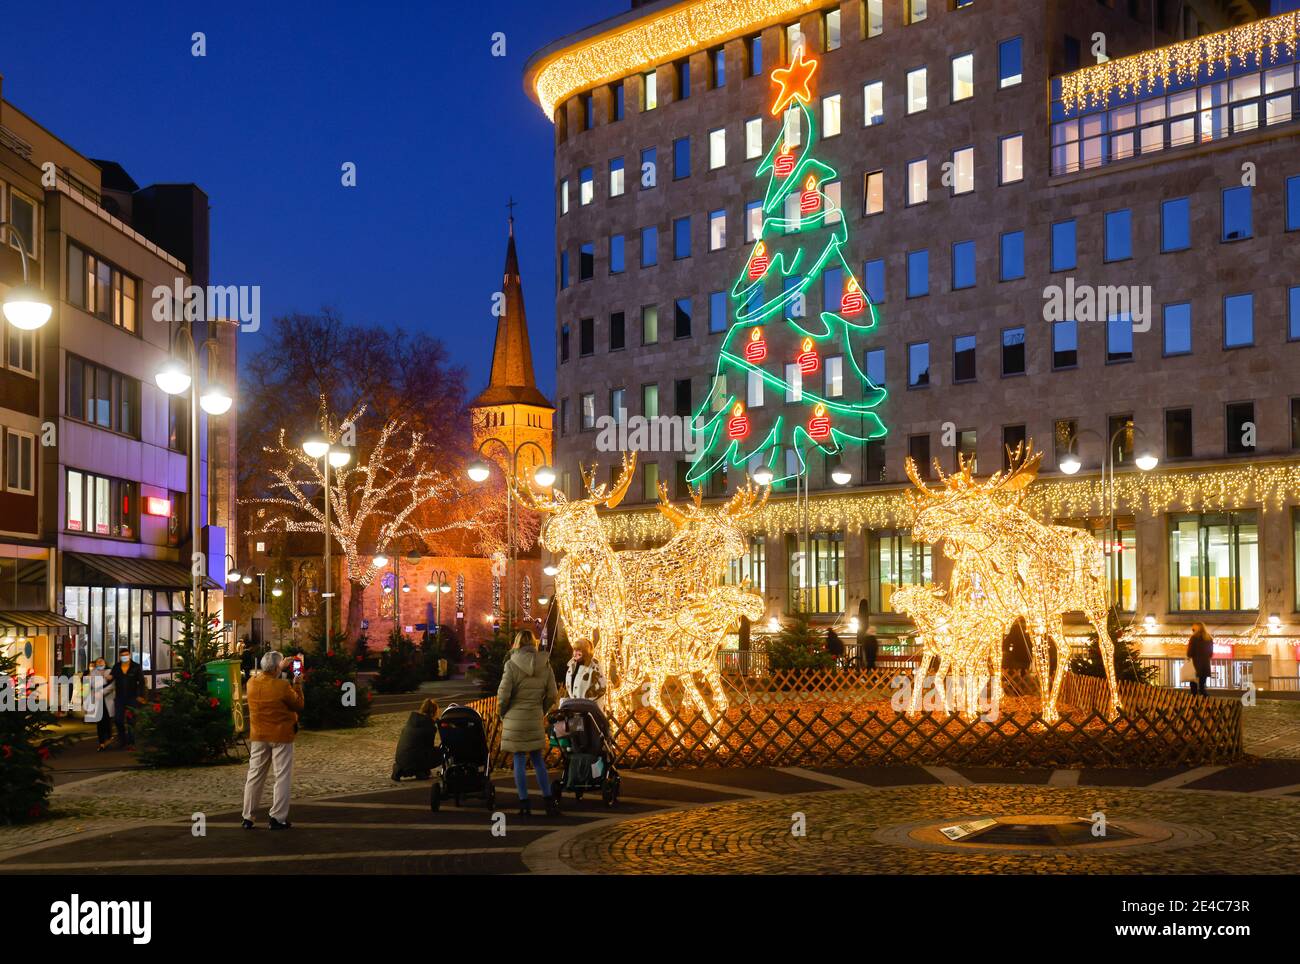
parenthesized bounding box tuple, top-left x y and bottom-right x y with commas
(470, 218, 554, 480)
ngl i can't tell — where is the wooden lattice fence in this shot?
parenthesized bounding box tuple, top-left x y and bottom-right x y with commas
(461, 668, 1243, 772)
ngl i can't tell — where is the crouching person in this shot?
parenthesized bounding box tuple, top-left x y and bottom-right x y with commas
(392, 698, 442, 781)
(242, 651, 304, 830)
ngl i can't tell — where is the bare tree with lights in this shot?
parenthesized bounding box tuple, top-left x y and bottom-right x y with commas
(245, 400, 488, 642)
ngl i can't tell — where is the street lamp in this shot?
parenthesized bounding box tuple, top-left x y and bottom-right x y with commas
(1, 222, 52, 330)
(466, 444, 553, 634)
(301, 433, 352, 643)
(830, 458, 852, 486)
(750, 464, 775, 486)
(1061, 424, 1159, 608)
(428, 568, 452, 640)
(155, 320, 235, 611)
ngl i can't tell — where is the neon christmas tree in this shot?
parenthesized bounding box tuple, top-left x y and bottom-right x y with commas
(688, 48, 887, 487)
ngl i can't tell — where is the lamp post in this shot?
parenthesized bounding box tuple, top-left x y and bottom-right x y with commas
(426, 568, 452, 641)
(303, 434, 352, 645)
(467, 442, 553, 635)
(1059, 425, 1159, 608)
(155, 321, 234, 614)
(0, 221, 52, 331)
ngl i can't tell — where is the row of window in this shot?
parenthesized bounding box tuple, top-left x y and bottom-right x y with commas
(67, 241, 140, 334)
(559, 1, 1001, 138)
(1051, 61, 1300, 176)
(63, 354, 191, 450)
(713, 508, 1273, 616)
(561, 168, 1296, 303)
(558, 40, 1024, 215)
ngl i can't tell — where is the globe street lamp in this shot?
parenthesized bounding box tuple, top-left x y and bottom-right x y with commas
(155, 320, 236, 611)
(1, 222, 52, 330)
(1060, 424, 1159, 607)
(301, 433, 351, 642)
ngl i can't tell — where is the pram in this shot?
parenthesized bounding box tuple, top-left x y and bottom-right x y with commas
(546, 698, 621, 808)
(430, 703, 497, 812)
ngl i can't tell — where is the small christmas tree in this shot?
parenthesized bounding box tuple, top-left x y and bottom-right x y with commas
(297, 633, 373, 729)
(374, 629, 421, 693)
(134, 612, 235, 768)
(0, 650, 68, 823)
(471, 631, 513, 695)
(1068, 606, 1157, 685)
(764, 613, 837, 673)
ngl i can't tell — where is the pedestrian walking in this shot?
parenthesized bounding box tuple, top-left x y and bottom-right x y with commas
(1186, 622, 1214, 696)
(87, 657, 115, 750)
(497, 629, 559, 817)
(108, 647, 145, 749)
(857, 608, 878, 670)
(241, 651, 305, 830)
(825, 626, 845, 665)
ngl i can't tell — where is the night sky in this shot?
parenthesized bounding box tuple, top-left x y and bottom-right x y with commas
(0, 0, 628, 400)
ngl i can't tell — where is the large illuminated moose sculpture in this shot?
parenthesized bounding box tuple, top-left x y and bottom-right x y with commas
(901, 442, 1122, 722)
(519, 452, 764, 727)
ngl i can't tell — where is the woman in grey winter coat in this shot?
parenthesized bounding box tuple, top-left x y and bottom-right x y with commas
(497, 630, 559, 816)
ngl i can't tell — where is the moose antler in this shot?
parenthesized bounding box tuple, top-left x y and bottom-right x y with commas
(579, 451, 638, 508)
(656, 481, 690, 528)
(905, 456, 942, 499)
(997, 441, 1042, 492)
(723, 482, 769, 521)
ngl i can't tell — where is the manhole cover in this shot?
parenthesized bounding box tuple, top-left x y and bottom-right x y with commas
(876, 813, 1212, 855)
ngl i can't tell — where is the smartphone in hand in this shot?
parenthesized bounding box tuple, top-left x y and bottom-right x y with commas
(291, 657, 303, 678)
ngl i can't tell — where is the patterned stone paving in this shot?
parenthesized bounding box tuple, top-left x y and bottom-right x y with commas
(555, 785, 1300, 875)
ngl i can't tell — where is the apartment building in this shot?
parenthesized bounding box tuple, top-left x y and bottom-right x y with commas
(0, 72, 235, 686)
(526, 0, 1300, 683)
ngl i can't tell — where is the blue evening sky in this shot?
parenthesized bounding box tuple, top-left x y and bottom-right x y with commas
(0, 0, 628, 400)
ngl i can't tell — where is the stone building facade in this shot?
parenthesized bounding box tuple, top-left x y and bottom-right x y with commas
(527, 0, 1300, 685)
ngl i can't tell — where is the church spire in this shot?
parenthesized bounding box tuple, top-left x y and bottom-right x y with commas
(472, 213, 552, 410)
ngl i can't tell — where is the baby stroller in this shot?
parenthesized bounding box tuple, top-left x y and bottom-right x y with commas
(430, 704, 496, 812)
(547, 698, 621, 808)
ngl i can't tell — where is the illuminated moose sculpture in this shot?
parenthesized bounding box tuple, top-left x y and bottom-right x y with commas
(900, 442, 1122, 722)
(519, 452, 764, 727)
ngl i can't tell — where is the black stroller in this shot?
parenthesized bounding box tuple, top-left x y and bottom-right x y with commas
(430, 704, 497, 812)
(547, 698, 621, 808)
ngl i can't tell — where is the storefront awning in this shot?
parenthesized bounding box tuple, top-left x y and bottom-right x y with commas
(0, 610, 86, 632)
(64, 552, 220, 591)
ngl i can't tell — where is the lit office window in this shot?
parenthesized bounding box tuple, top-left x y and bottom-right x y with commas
(709, 128, 726, 169)
(642, 71, 657, 110)
(609, 157, 625, 197)
(824, 180, 842, 224)
(824, 9, 841, 50)
(825, 355, 844, 397)
(709, 209, 727, 250)
(745, 117, 763, 159)
(951, 54, 974, 101)
(745, 201, 763, 242)
(907, 67, 927, 113)
(863, 170, 884, 215)
(874, 531, 932, 613)
(907, 159, 928, 205)
(1000, 134, 1024, 183)
(863, 81, 884, 126)
(823, 93, 841, 137)
(559, 179, 568, 215)
(906, 0, 927, 25)
(579, 167, 593, 205)
(952, 147, 974, 195)
(864, 0, 883, 38)
(1170, 512, 1259, 611)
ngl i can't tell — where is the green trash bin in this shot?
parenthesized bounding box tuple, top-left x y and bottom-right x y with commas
(205, 659, 245, 736)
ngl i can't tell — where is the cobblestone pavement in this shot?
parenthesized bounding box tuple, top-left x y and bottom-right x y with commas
(4, 698, 1299, 874)
(554, 782, 1300, 875)
(1242, 699, 1300, 758)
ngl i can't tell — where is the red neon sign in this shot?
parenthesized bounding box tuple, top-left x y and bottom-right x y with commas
(744, 327, 767, 364)
(145, 497, 171, 517)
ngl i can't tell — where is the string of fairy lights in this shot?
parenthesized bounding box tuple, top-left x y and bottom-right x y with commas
(599, 459, 1300, 545)
(1059, 10, 1300, 113)
(528, 0, 825, 118)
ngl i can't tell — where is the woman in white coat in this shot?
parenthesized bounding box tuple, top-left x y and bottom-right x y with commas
(562, 638, 606, 706)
